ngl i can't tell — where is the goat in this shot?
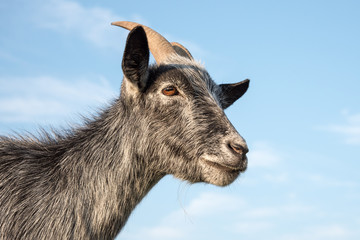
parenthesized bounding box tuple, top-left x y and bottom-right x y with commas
(0, 21, 250, 239)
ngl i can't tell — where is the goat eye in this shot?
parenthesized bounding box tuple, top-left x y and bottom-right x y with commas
(162, 86, 178, 96)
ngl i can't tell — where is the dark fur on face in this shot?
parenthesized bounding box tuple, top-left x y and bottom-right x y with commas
(0, 26, 249, 239)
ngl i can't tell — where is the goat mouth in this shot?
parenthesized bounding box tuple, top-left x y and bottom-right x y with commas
(202, 159, 246, 173)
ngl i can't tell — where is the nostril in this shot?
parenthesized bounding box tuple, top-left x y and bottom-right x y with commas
(228, 142, 247, 155)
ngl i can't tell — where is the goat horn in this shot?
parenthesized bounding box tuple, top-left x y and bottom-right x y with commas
(171, 42, 193, 60)
(111, 21, 177, 64)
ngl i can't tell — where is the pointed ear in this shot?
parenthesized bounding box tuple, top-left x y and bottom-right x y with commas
(219, 79, 250, 109)
(122, 26, 150, 92)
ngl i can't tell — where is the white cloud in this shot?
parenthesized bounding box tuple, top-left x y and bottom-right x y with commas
(232, 221, 274, 234)
(312, 224, 352, 238)
(321, 110, 360, 145)
(32, 0, 207, 61)
(305, 174, 358, 188)
(263, 172, 289, 183)
(243, 203, 313, 220)
(120, 192, 316, 240)
(279, 224, 353, 240)
(163, 33, 210, 60)
(0, 49, 24, 64)
(120, 226, 184, 240)
(183, 191, 245, 217)
(247, 141, 282, 168)
(35, 0, 124, 49)
(119, 191, 246, 240)
(119, 185, 357, 240)
(0, 75, 116, 123)
(142, 226, 184, 239)
(228, 204, 316, 238)
(244, 207, 280, 218)
(158, 191, 245, 227)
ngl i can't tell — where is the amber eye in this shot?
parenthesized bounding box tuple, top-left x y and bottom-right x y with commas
(162, 86, 179, 96)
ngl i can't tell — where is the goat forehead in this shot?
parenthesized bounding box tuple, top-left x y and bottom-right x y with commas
(176, 66, 219, 105)
(155, 56, 219, 97)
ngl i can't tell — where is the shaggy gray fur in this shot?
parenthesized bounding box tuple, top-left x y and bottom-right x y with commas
(0, 26, 249, 239)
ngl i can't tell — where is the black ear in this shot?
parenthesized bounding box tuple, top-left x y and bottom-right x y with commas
(219, 79, 250, 109)
(122, 26, 150, 92)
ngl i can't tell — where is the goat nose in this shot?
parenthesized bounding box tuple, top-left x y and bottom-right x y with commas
(228, 142, 248, 156)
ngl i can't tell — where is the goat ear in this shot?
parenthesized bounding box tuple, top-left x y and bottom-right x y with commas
(122, 26, 150, 92)
(219, 79, 250, 109)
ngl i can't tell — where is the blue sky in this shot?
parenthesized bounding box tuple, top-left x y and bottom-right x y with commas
(1, 0, 360, 239)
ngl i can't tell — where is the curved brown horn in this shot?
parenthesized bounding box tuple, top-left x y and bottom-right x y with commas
(111, 21, 177, 64)
(171, 42, 193, 60)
